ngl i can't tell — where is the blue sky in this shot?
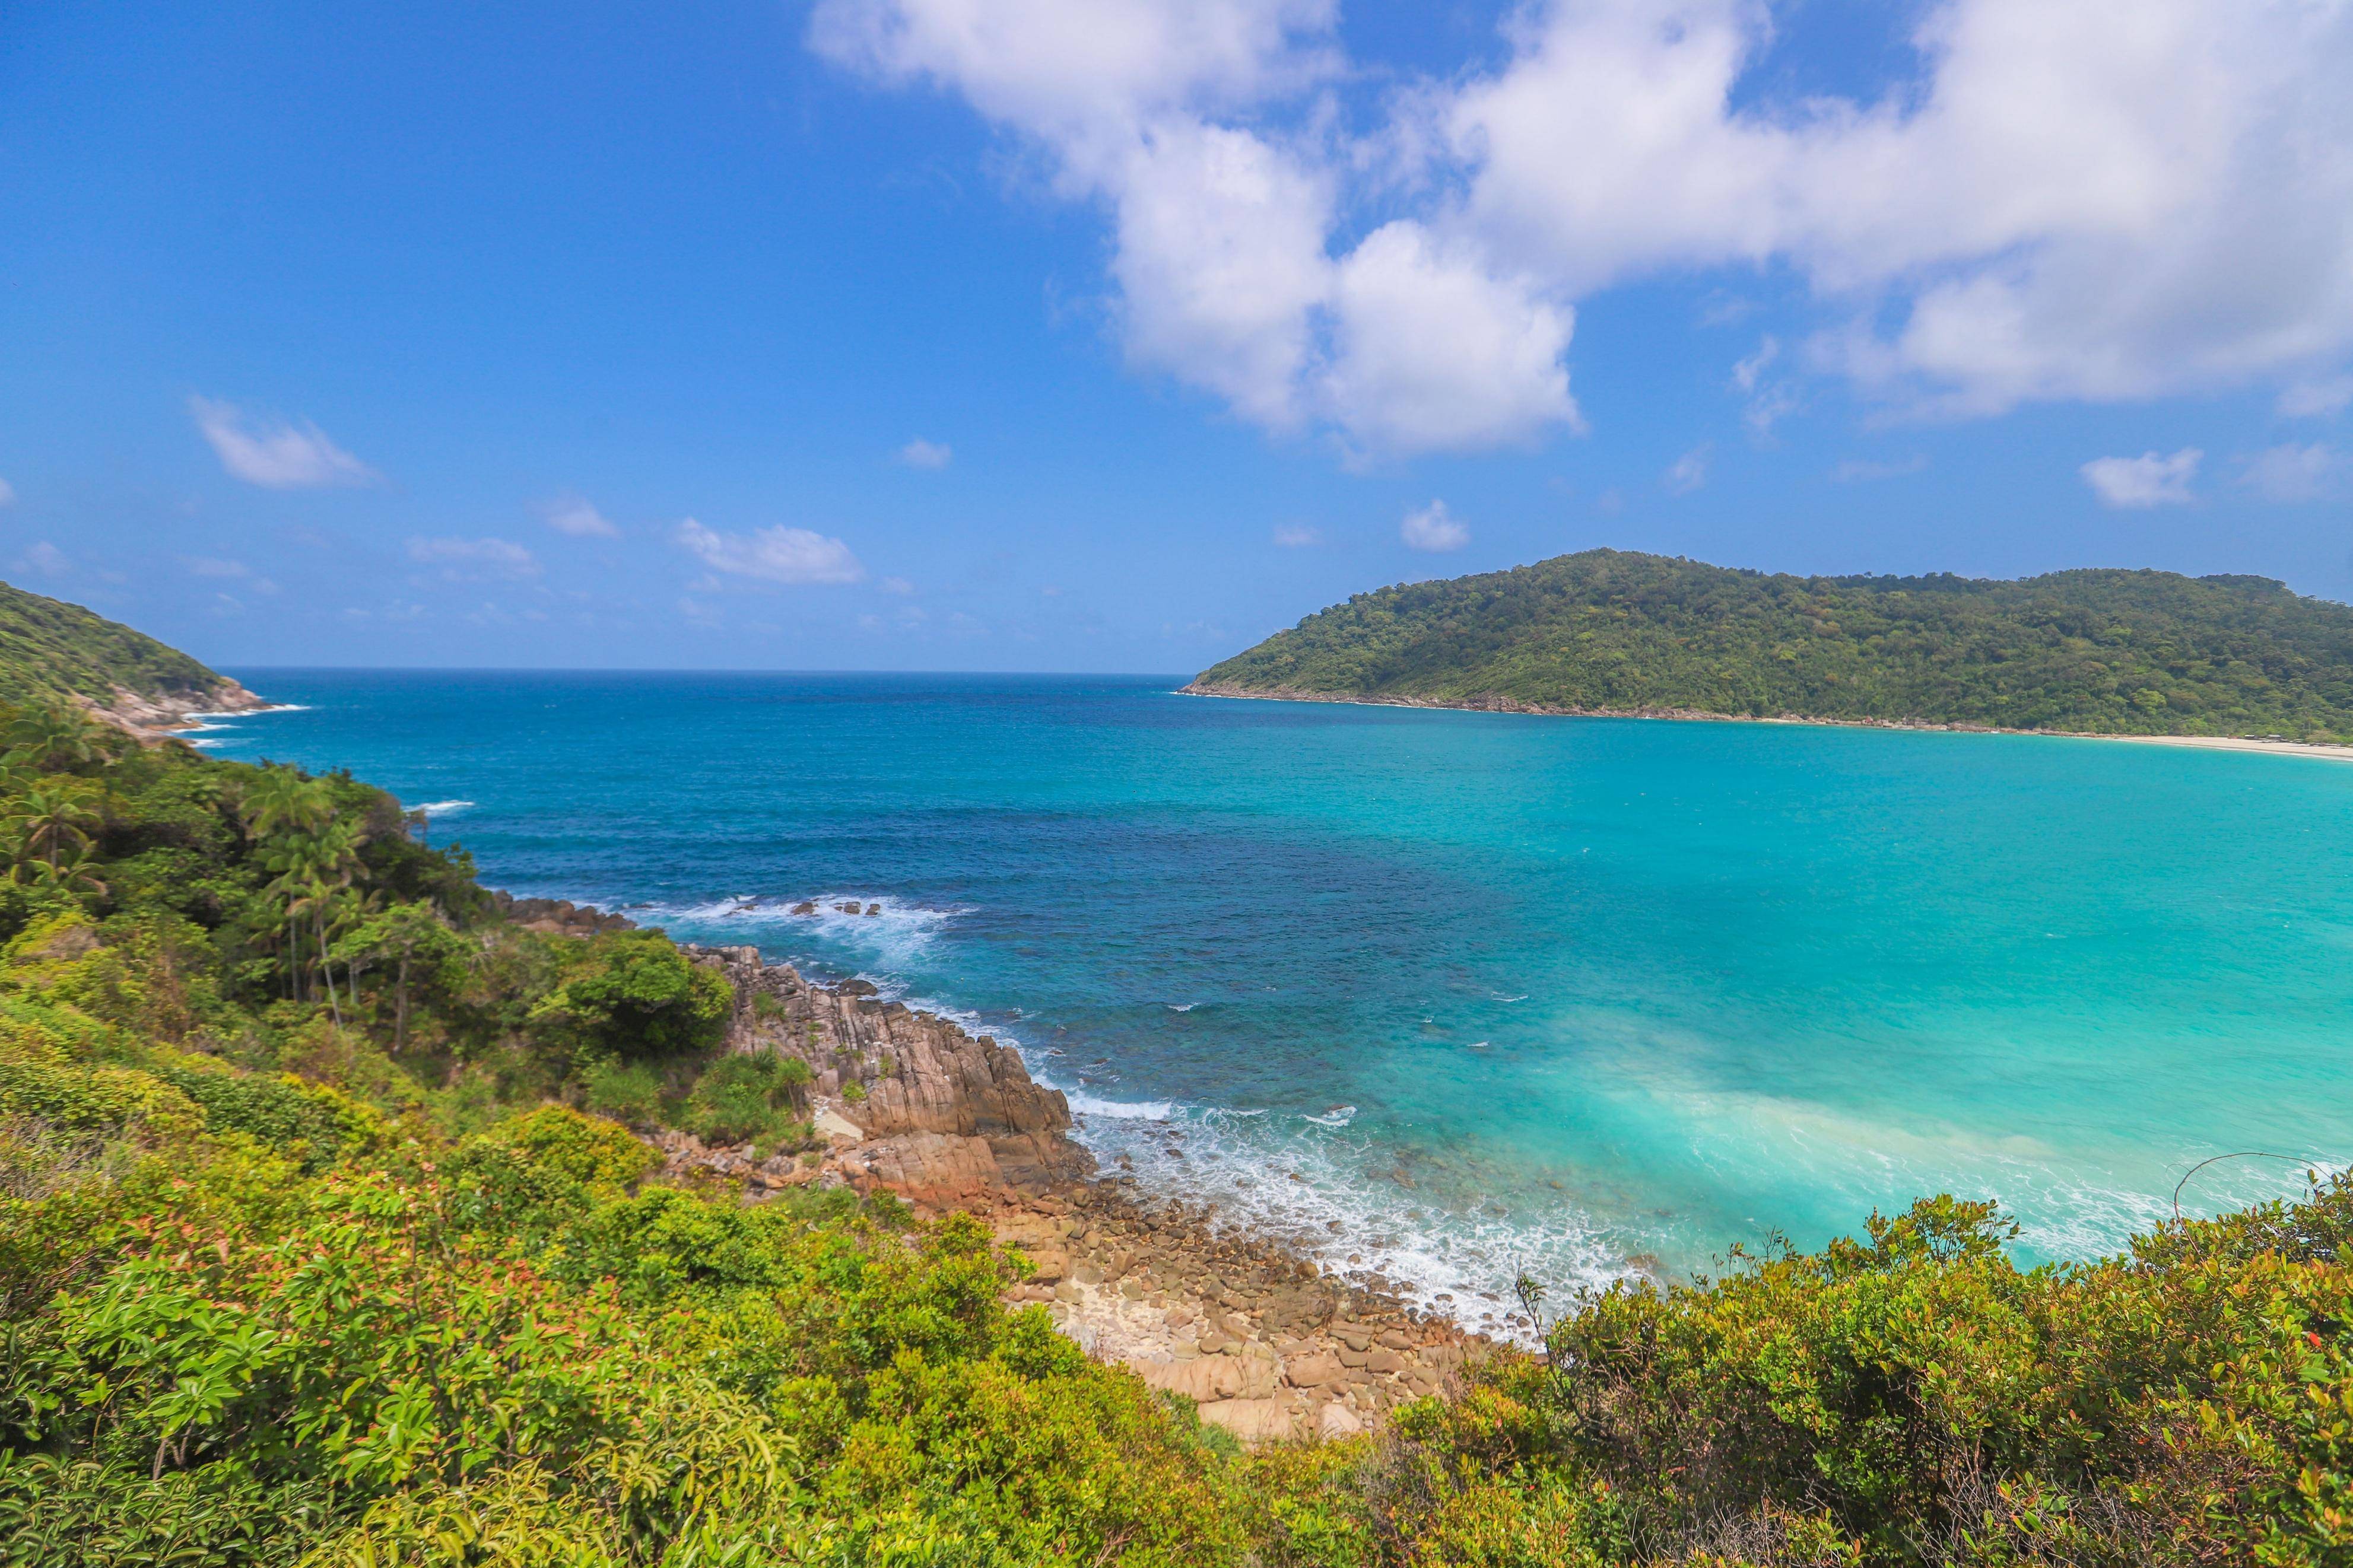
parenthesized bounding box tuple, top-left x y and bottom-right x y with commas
(2, 0, 2348, 673)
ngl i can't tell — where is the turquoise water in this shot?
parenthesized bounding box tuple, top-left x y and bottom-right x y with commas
(200, 671, 2353, 1332)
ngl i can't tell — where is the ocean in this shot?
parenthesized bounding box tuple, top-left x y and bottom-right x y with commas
(199, 669, 2353, 1335)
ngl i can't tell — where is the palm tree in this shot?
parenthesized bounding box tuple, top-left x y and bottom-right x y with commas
(26, 845, 109, 899)
(246, 769, 345, 1002)
(240, 766, 334, 841)
(265, 820, 365, 1021)
(4, 780, 102, 883)
(4, 705, 102, 773)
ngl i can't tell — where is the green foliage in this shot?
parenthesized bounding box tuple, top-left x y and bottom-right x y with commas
(526, 933, 731, 1063)
(0, 578, 234, 711)
(680, 1051, 811, 1145)
(1198, 549, 2353, 737)
(577, 1058, 662, 1125)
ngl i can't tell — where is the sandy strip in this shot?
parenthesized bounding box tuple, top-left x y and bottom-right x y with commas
(1179, 685, 2353, 764)
(2047, 732, 2353, 762)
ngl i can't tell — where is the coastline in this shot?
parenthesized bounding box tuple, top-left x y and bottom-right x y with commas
(78, 675, 275, 740)
(1179, 680, 2353, 763)
(657, 939, 1495, 1443)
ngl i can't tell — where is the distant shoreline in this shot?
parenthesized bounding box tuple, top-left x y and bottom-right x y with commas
(1176, 682, 2353, 764)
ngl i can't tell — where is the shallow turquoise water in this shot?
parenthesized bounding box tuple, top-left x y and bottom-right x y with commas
(201, 670, 2353, 1331)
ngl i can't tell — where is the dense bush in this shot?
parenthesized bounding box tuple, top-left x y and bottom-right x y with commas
(528, 933, 732, 1064)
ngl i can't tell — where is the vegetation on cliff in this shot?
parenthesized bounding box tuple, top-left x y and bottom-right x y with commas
(0, 695, 2346, 1562)
(1193, 549, 2353, 739)
(0, 578, 246, 714)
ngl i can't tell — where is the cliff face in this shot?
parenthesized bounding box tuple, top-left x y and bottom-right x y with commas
(684, 944, 1092, 1203)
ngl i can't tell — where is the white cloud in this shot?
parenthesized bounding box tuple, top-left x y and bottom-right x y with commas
(2280, 377, 2353, 419)
(0, 478, 14, 507)
(897, 437, 953, 469)
(813, 0, 1573, 457)
(1272, 523, 1321, 546)
(2239, 441, 2340, 502)
(1831, 455, 1929, 483)
(541, 496, 620, 537)
(15, 542, 68, 577)
(182, 556, 278, 593)
(1663, 445, 1710, 495)
(1730, 336, 1779, 393)
(675, 519, 865, 584)
(817, 0, 2353, 437)
(880, 575, 917, 594)
(189, 397, 380, 489)
(2081, 448, 2202, 508)
(1319, 222, 1577, 456)
(1399, 499, 1468, 553)
(407, 536, 541, 579)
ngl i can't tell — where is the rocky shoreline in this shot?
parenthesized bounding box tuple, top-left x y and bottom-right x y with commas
(652, 939, 1495, 1443)
(81, 675, 274, 740)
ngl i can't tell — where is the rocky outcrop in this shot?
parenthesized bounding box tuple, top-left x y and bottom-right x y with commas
(679, 944, 1091, 1204)
(491, 890, 638, 938)
(999, 1185, 1484, 1443)
(652, 940, 1487, 1445)
(82, 676, 271, 740)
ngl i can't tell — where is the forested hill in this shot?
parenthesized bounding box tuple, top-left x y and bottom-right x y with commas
(1189, 549, 2353, 739)
(0, 576, 256, 723)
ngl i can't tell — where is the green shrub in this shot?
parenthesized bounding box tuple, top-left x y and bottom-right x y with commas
(681, 1052, 811, 1146)
(579, 1058, 661, 1125)
(525, 933, 731, 1063)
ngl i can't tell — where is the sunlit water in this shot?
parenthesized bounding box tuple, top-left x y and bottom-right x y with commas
(198, 670, 2353, 1334)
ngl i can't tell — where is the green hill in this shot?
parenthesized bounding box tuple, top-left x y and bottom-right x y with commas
(0, 577, 256, 726)
(1189, 549, 2353, 739)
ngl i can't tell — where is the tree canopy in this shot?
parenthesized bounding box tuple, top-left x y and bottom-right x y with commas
(0, 577, 237, 711)
(1193, 549, 2353, 739)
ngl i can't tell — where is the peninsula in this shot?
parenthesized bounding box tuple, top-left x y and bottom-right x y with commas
(0, 578, 265, 734)
(1189, 549, 2353, 743)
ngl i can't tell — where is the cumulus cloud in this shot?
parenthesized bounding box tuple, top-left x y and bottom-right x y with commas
(0, 478, 14, 507)
(675, 520, 865, 584)
(812, 0, 1571, 457)
(880, 575, 917, 594)
(2081, 448, 2202, 508)
(897, 438, 953, 468)
(190, 397, 380, 489)
(407, 536, 541, 579)
(2239, 442, 2340, 502)
(815, 0, 2353, 439)
(1272, 523, 1321, 546)
(541, 496, 620, 537)
(1664, 446, 1711, 495)
(1399, 500, 1468, 552)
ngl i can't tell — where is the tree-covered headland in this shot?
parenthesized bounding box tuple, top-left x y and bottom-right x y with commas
(0, 630, 2349, 1560)
(1193, 550, 2353, 740)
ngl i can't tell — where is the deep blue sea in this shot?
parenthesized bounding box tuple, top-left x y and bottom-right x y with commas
(201, 670, 2353, 1332)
